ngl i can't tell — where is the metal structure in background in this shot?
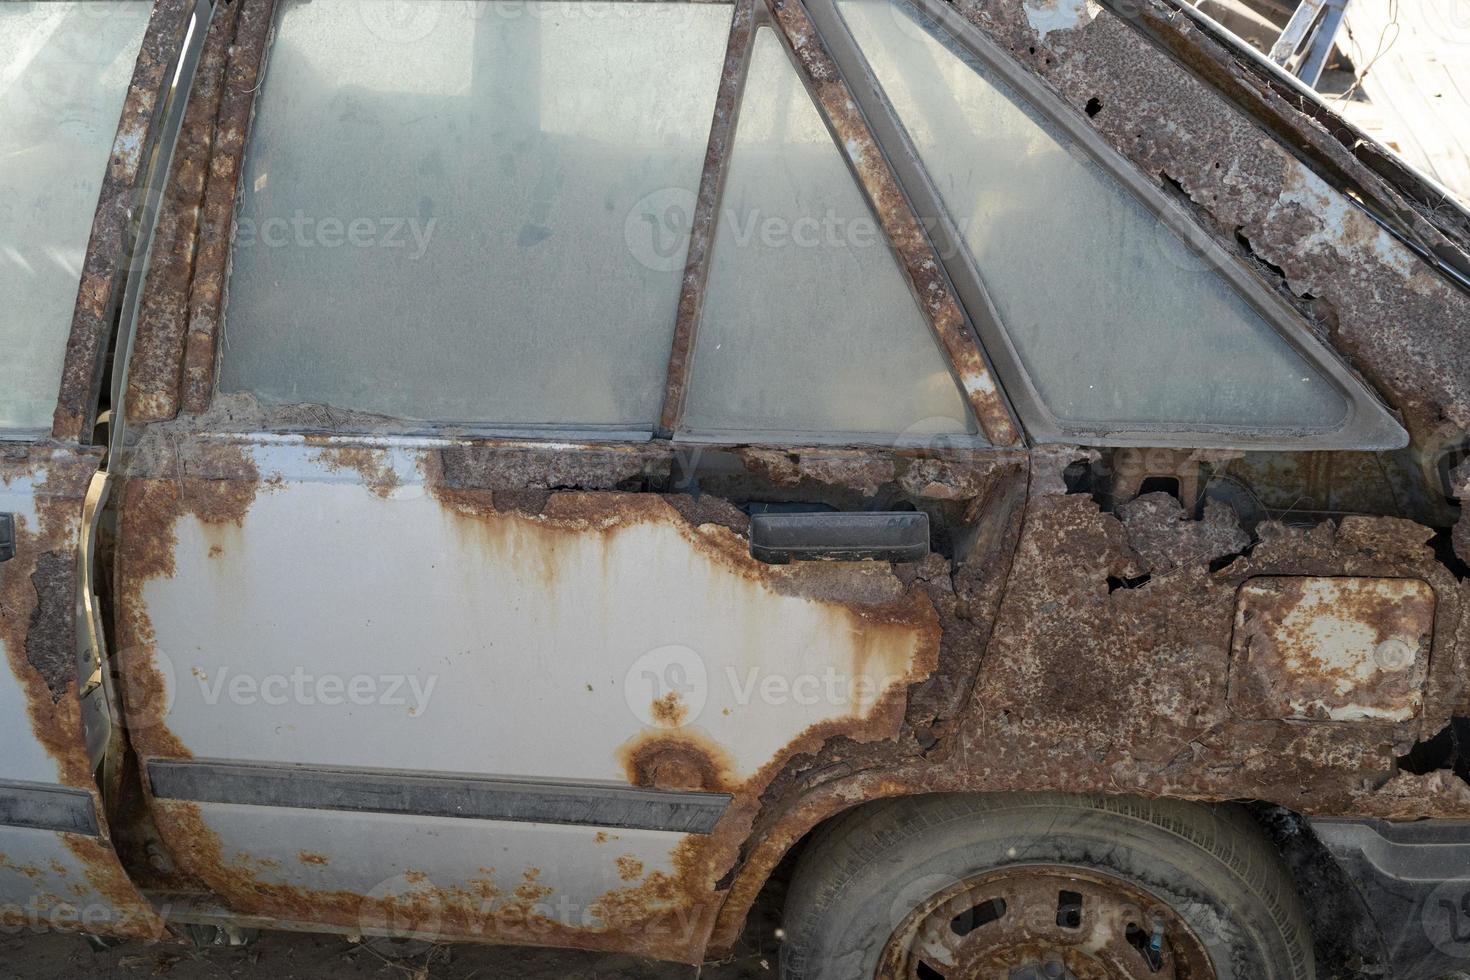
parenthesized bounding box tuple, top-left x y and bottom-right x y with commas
(1269, 0, 1350, 85)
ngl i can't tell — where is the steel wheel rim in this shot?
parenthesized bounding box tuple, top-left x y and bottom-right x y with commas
(878, 864, 1218, 980)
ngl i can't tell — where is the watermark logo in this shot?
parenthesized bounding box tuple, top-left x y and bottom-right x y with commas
(359, 0, 442, 44)
(622, 644, 913, 728)
(359, 872, 444, 941)
(625, 187, 697, 274)
(1425, 879, 1470, 959)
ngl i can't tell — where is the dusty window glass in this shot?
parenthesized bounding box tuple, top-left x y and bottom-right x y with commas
(839, 0, 1350, 431)
(681, 27, 975, 443)
(0, 1, 152, 433)
(219, 0, 732, 431)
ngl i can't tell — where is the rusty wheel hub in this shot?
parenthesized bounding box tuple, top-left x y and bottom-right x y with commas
(879, 866, 1216, 980)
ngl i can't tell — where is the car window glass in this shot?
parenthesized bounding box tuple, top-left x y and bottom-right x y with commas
(0, 1, 152, 433)
(681, 26, 977, 443)
(218, 0, 732, 432)
(839, 0, 1351, 432)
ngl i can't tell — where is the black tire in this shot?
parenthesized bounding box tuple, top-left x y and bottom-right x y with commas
(780, 793, 1314, 980)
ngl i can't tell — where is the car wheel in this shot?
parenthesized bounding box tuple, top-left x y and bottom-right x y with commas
(779, 793, 1314, 979)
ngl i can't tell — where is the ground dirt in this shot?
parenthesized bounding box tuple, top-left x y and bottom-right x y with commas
(0, 893, 781, 980)
(0, 928, 778, 979)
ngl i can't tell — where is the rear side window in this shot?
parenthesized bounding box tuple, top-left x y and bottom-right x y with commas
(681, 27, 975, 443)
(218, 0, 732, 432)
(838, 0, 1355, 434)
(0, 1, 151, 433)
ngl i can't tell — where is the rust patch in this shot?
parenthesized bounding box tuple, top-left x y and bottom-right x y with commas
(23, 551, 78, 701)
(150, 799, 726, 962)
(615, 856, 645, 882)
(1117, 493, 1250, 574)
(298, 852, 330, 867)
(1228, 576, 1435, 723)
(435, 443, 668, 493)
(52, 0, 195, 441)
(709, 447, 1468, 955)
(125, 0, 243, 424)
(1452, 459, 1470, 567)
(114, 437, 263, 760)
(767, 0, 1019, 446)
(1, 451, 104, 790)
(736, 448, 896, 498)
(621, 734, 740, 794)
(0, 449, 164, 939)
(180, 0, 278, 414)
(308, 444, 399, 499)
(649, 691, 690, 728)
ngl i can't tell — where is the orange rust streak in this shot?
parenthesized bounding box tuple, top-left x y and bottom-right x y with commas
(0, 451, 165, 939)
(148, 801, 722, 964)
(115, 440, 262, 761)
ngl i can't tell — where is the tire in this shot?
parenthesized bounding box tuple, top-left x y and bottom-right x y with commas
(779, 793, 1314, 980)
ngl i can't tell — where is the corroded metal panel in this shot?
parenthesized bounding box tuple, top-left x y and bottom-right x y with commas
(117, 439, 939, 783)
(150, 801, 711, 955)
(0, 449, 163, 938)
(112, 434, 945, 959)
(1230, 576, 1435, 723)
(52, 0, 196, 441)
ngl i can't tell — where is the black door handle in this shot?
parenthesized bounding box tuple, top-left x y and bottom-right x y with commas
(749, 512, 929, 564)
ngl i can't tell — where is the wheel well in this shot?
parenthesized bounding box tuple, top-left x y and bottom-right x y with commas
(722, 789, 1380, 977)
(1245, 802, 1386, 979)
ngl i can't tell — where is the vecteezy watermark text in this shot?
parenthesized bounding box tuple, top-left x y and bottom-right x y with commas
(195, 666, 438, 716)
(234, 211, 437, 260)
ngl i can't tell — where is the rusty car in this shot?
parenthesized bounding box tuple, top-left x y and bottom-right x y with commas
(3, 0, 1470, 977)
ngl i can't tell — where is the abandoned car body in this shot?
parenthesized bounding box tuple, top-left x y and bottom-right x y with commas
(2, 0, 1469, 977)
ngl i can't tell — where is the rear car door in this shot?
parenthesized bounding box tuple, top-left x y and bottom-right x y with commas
(0, 0, 202, 938)
(109, 0, 1027, 960)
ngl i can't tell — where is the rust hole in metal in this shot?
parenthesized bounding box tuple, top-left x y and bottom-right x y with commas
(1398, 718, 1470, 783)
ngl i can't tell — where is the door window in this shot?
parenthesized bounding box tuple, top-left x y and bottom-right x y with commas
(838, 0, 1355, 433)
(680, 27, 977, 444)
(217, 0, 733, 432)
(0, 1, 152, 432)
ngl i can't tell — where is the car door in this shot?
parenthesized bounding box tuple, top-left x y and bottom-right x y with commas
(108, 0, 1026, 960)
(0, 0, 203, 939)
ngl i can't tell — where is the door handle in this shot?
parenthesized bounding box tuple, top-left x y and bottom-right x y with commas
(0, 514, 14, 563)
(749, 512, 929, 564)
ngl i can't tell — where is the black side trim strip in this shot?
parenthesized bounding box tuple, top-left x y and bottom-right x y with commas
(0, 780, 100, 836)
(148, 760, 732, 835)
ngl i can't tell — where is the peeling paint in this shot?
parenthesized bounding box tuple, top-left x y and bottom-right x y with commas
(0, 448, 164, 939)
(1023, 0, 1096, 39)
(1229, 576, 1435, 722)
(53, 0, 195, 442)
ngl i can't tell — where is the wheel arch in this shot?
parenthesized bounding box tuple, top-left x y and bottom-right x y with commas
(707, 779, 1346, 966)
